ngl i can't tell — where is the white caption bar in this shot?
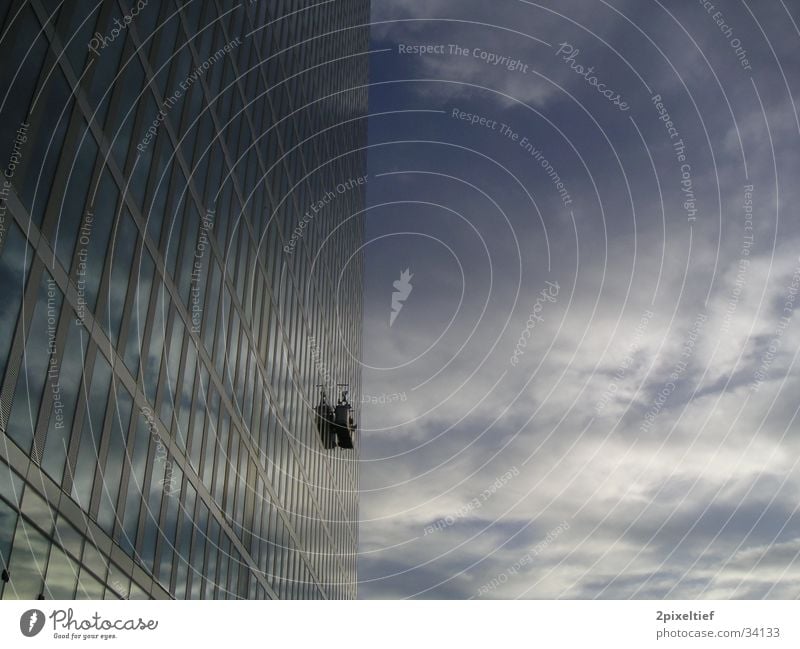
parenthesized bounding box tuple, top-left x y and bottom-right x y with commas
(0, 600, 796, 647)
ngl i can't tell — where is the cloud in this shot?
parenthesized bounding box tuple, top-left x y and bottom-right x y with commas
(358, 0, 800, 599)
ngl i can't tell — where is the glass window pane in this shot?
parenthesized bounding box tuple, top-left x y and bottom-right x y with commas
(159, 313, 184, 428)
(54, 515, 82, 561)
(96, 383, 133, 535)
(118, 411, 152, 557)
(103, 209, 138, 346)
(0, 498, 19, 578)
(70, 352, 112, 508)
(6, 272, 63, 453)
(75, 567, 104, 600)
(20, 487, 54, 537)
(44, 544, 78, 599)
(143, 283, 166, 405)
(2, 518, 48, 600)
(0, 224, 34, 383)
(0, 5, 45, 166)
(54, 121, 98, 269)
(41, 320, 89, 484)
(123, 246, 156, 379)
(80, 170, 117, 315)
(140, 445, 165, 572)
(106, 562, 130, 599)
(22, 68, 73, 226)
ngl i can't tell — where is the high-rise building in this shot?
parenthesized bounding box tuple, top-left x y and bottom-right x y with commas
(0, 0, 368, 600)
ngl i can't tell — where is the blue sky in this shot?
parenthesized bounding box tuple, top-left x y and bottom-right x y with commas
(356, 0, 800, 598)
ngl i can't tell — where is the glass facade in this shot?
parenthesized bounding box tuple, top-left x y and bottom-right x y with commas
(0, 0, 368, 600)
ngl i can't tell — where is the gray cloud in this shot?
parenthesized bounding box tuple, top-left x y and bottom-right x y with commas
(358, 0, 800, 599)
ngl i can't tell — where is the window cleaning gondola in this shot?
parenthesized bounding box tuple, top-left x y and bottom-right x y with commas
(315, 385, 357, 450)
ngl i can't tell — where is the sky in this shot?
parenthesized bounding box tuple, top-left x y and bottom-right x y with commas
(355, 0, 800, 599)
